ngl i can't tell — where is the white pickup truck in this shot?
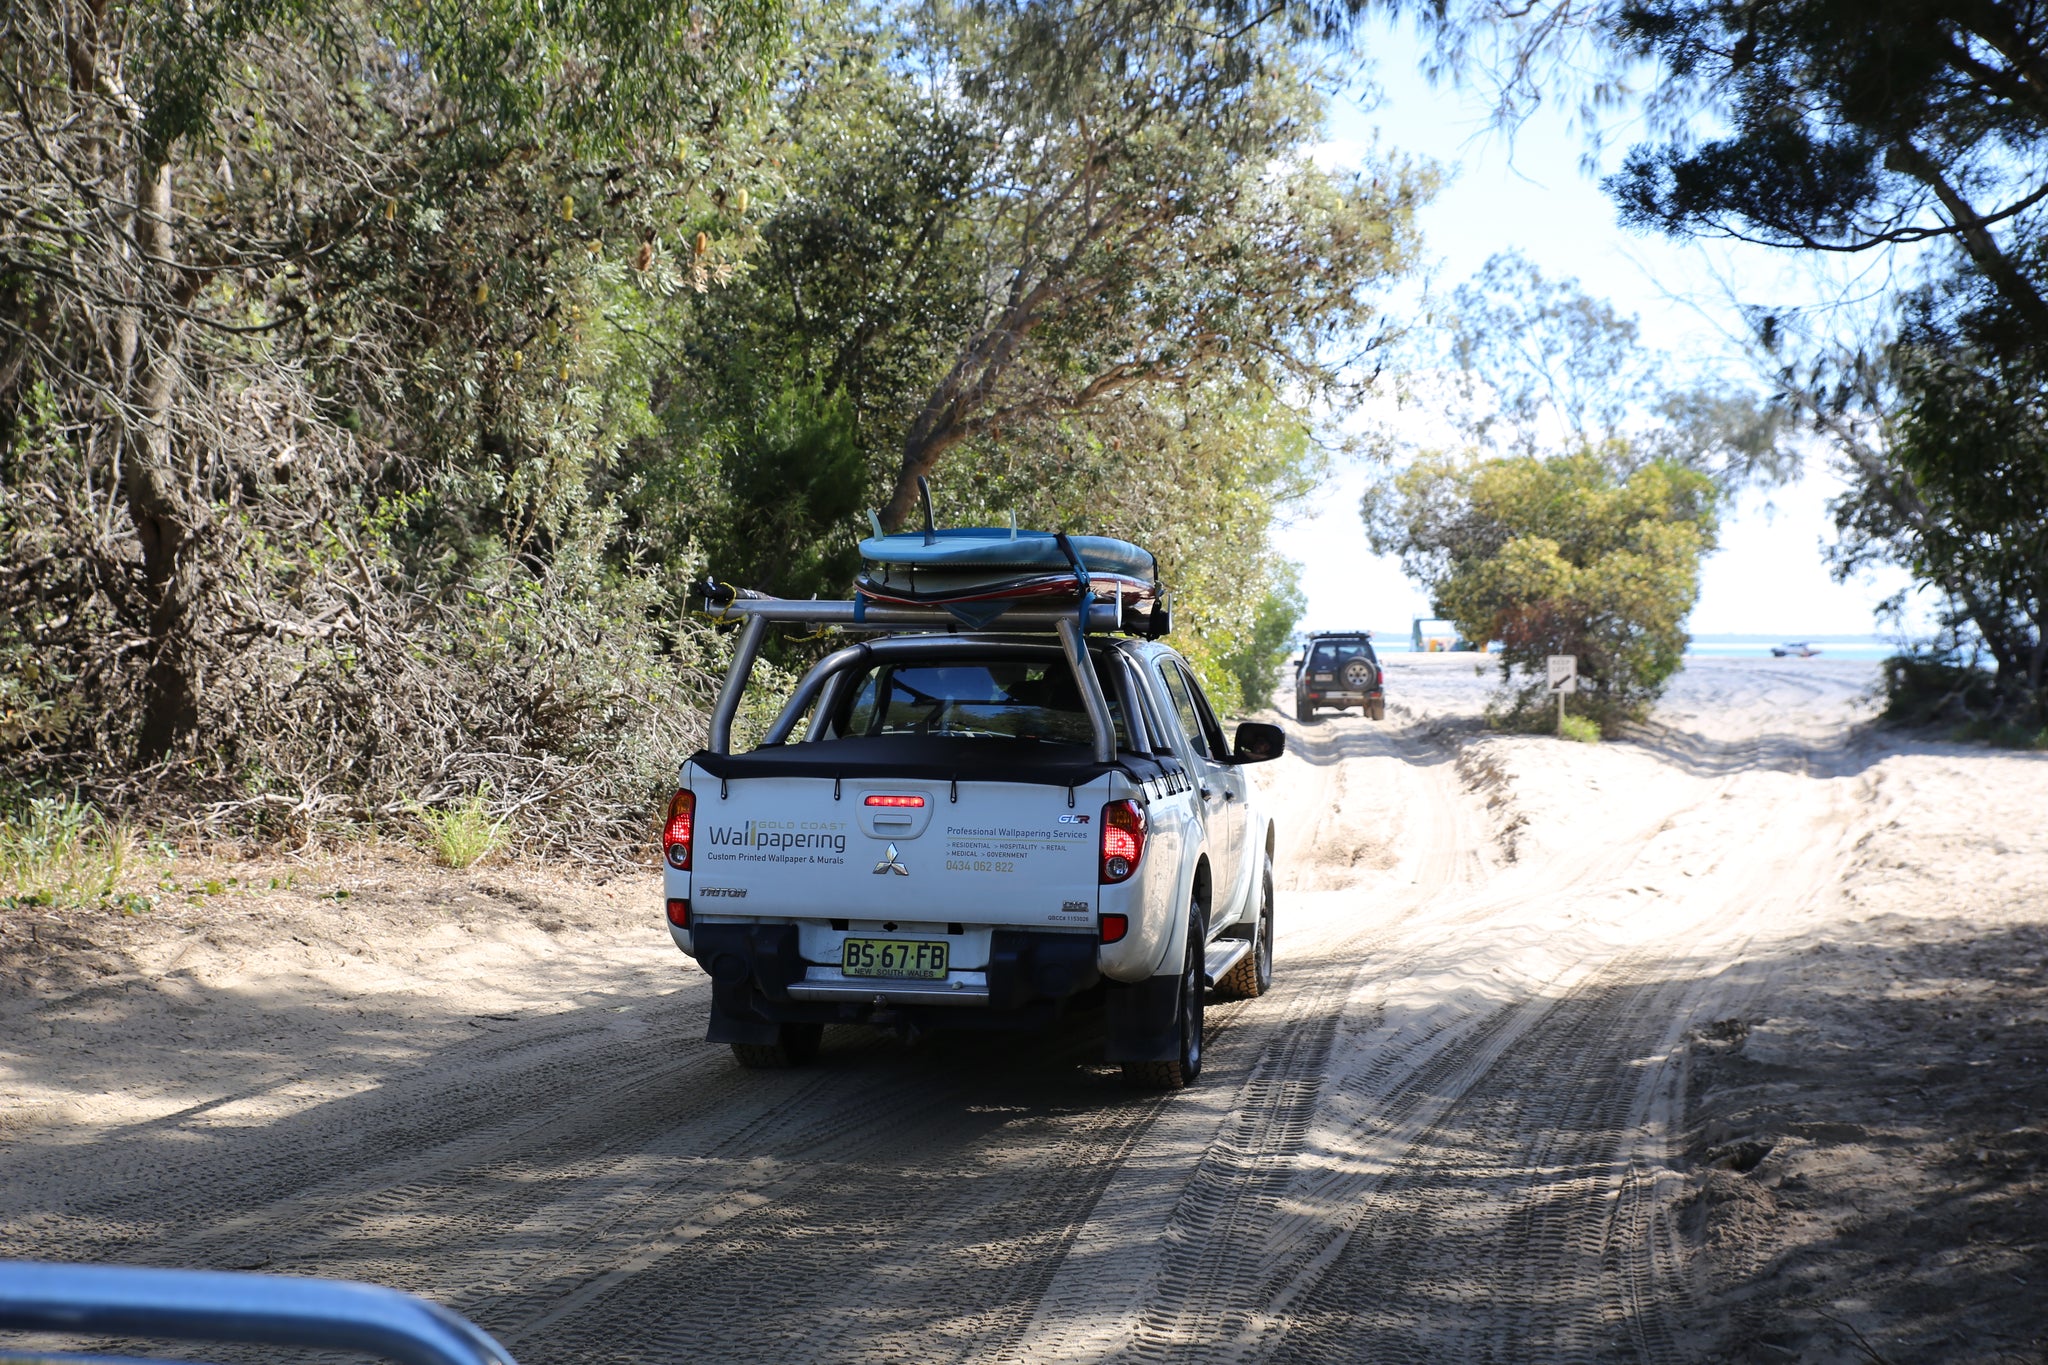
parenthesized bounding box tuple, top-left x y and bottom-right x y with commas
(660, 600, 1284, 1088)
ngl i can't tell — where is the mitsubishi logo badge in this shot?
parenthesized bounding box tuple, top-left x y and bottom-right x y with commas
(873, 843, 909, 876)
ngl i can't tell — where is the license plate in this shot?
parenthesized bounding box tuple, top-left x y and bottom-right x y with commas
(841, 937, 949, 979)
(1313, 673, 1334, 681)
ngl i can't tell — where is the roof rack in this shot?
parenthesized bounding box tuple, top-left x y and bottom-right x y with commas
(691, 582, 1165, 761)
(692, 581, 1167, 635)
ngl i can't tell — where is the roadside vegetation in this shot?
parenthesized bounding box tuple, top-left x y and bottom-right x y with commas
(1360, 252, 1783, 732)
(1389, 0, 2046, 740)
(0, 0, 1422, 855)
(0, 799, 154, 913)
(1366, 447, 1721, 732)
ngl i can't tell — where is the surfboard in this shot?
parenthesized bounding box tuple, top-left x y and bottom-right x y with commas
(857, 528, 1157, 581)
(856, 528, 1160, 627)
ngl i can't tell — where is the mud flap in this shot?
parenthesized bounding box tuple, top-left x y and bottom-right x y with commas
(697, 923, 805, 1045)
(1104, 970, 1183, 1063)
(706, 982, 781, 1045)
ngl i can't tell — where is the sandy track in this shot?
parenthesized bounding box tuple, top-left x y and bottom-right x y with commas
(4, 656, 2041, 1362)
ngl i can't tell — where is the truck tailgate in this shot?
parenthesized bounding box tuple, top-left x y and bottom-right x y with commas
(687, 772, 1108, 930)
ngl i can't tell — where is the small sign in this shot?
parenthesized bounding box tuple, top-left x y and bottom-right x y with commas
(1547, 655, 1578, 694)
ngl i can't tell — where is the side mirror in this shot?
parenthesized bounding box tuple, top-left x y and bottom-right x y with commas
(1231, 721, 1285, 764)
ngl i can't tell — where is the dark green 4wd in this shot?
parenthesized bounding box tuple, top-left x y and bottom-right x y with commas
(1294, 632, 1385, 722)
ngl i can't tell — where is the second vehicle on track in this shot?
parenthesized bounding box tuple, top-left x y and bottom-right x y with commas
(1295, 632, 1386, 723)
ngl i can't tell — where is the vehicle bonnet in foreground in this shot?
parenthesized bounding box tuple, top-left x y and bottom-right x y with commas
(0, 1259, 515, 1365)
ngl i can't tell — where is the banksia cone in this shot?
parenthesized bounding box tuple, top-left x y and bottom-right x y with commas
(474, 281, 489, 304)
(694, 231, 710, 257)
(635, 240, 653, 271)
(561, 195, 576, 221)
(735, 188, 749, 215)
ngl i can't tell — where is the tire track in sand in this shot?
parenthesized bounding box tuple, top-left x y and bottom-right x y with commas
(1000, 710, 1869, 1365)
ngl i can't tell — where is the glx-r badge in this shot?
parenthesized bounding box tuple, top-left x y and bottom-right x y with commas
(873, 843, 909, 876)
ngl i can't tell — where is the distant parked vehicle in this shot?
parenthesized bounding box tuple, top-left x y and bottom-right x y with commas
(1410, 617, 1468, 652)
(1295, 632, 1385, 722)
(1771, 642, 1822, 658)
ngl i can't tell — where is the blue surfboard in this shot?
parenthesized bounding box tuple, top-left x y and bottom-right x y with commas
(858, 528, 1157, 581)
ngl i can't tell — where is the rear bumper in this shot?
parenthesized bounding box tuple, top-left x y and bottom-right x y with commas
(1299, 687, 1382, 705)
(693, 922, 1102, 1041)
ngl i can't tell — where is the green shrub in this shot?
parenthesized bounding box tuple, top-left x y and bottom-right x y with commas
(417, 793, 508, 869)
(1558, 713, 1602, 744)
(1880, 651, 2000, 726)
(1366, 448, 1718, 732)
(1881, 650, 2044, 746)
(1958, 718, 2048, 750)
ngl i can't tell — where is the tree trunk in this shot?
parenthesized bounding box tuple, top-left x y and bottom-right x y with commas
(125, 156, 205, 760)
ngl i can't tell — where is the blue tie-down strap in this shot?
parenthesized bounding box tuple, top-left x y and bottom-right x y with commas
(0, 1260, 517, 1365)
(943, 598, 1014, 629)
(1052, 532, 1094, 632)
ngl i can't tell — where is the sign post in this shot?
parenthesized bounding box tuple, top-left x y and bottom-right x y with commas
(1546, 655, 1578, 735)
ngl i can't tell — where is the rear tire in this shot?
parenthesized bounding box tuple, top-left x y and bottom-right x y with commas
(1214, 868, 1274, 1001)
(731, 1022, 824, 1069)
(1295, 699, 1316, 723)
(1123, 903, 1206, 1089)
(1369, 698, 1386, 721)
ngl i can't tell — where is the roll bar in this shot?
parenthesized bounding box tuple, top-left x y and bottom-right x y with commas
(698, 587, 1165, 761)
(1057, 617, 1117, 765)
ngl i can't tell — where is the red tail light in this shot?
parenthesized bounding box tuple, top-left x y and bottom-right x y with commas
(666, 898, 691, 928)
(1099, 912, 1129, 944)
(663, 789, 695, 870)
(1100, 800, 1145, 884)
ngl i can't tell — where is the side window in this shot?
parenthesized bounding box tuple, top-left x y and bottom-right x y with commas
(1155, 663, 1211, 759)
(1177, 663, 1232, 758)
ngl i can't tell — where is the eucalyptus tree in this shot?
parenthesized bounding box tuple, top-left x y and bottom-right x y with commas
(633, 0, 1428, 699)
(1364, 446, 1720, 727)
(865, 0, 1430, 530)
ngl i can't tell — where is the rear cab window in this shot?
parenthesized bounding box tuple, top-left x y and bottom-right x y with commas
(829, 658, 1132, 749)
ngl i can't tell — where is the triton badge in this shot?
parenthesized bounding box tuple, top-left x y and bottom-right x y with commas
(873, 843, 909, 876)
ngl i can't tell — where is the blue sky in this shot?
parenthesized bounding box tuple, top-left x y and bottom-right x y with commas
(1291, 17, 1929, 641)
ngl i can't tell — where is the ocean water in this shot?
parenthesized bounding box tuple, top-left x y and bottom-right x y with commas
(1365, 632, 1904, 659)
(1684, 633, 1901, 660)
